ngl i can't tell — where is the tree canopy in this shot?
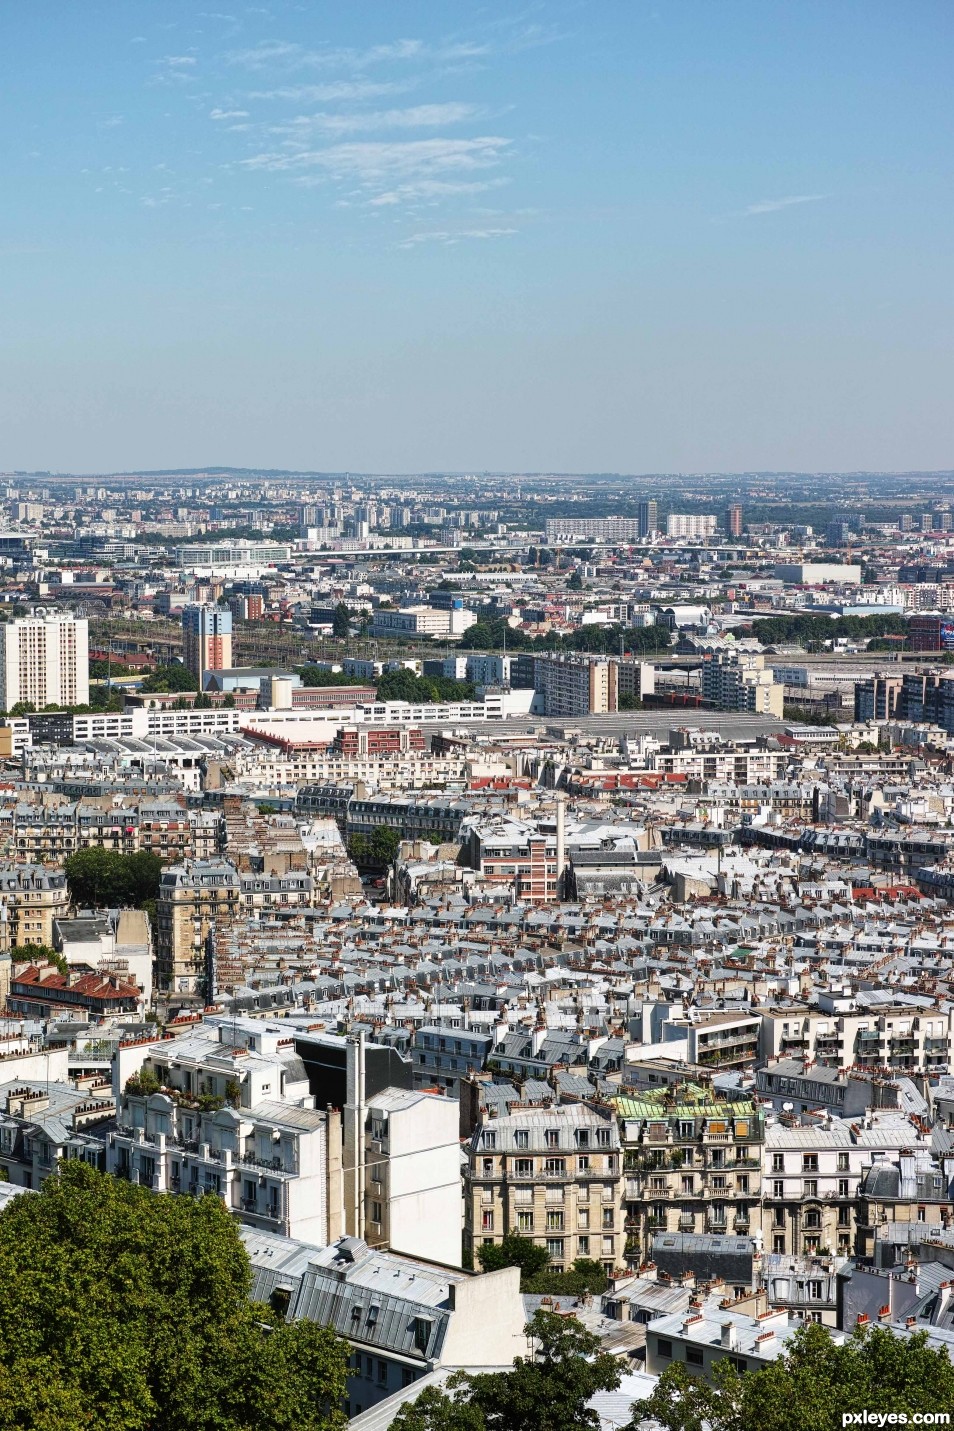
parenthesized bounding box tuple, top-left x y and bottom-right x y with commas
(10, 943, 68, 976)
(0, 1161, 348, 1431)
(64, 848, 164, 910)
(392, 1310, 621, 1431)
(140, 664, 199, 693)
(748, 613, 908, 648)
(476, 1230, 550, 1282)
(375, 669, 476, 704)
(640, 1321, 954, 1431)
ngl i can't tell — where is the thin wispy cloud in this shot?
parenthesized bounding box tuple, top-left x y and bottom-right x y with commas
(165, 55, 198, 66)
(743, 193, 824, 215)
(227, 37, 488, 72)
(269, 102, 483, 140)
(242, 135, 510, 180)
(247, 80, 413, 103)
(210, 107, 249, 119)
(369, 177, 509, 206)
(399, 226, 516, 248)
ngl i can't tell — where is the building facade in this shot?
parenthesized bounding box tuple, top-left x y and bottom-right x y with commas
(0, 613, 89, 710)
(182, 604, 233, 685)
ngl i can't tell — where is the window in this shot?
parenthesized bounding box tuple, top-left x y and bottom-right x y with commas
(804, 1210, 821, 1229)
(802, 1155, 818, 1173)
(656, 1339, 673, 1360)
(545, 1128, 560, 1149)
(773, 1180, 784, 1198)
(838, 1152, 849, 1172)
(808, 1281, 823, 1301)
(482, 1210, 494, 1232)
(602, 1208, 614, 1228)
(773, 1208, 785, 1228)
(544, 1158, 566, 1176)
(737, 1175, 749, 1194)
(546, 1238, 565, 1259)
(686, 1347, 705, 1367)
(804, 1180, 817, 1198)
(546, 1211, 564, 1231)
(838, 1207, 851, 1227)
(772, 1154, 784, 1173)
(367, 1305, 379, 1326)
(377, 1361, 388, 1386)
(578, 1156, 590, 1172)
(678, 1121, 695, 1140)
(514, 1130, 529, 1150)
(483, 1132, 496, 1150)
(578, 1236, 590, 1255)
(413, 1318, 431, 1354)
(515, 1158, 533, 1176)
(578, 1208, 590, 1228)
(371, 1201, 382, 1223)
(517, 1211, 533, 1232)
(482, 1159, 493, 1176)
(597, 1128, 612, 1148)
(402, 1369, 416, 1389)
(773, 1235, 785, 1253)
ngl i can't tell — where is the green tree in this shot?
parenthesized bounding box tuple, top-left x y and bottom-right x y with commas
(476, 1230, 550, 1282)
(9, 943, 68, 976)
(298, 665, 364, 688)
(0, 1160, 348, 1431)
(65, 848, 164, 910)
(640, 1322, 954, 1431)
(332, 603, 352, 639)
(369, 826, 401, 865)
(393, 1311, 621, 1431)
(9, 700, 36, 716)
(140, 664, 198, 693)
(567, 570, 584, 590)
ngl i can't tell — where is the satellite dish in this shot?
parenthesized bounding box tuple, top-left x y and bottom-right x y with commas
(782, 1102, 794, 1112)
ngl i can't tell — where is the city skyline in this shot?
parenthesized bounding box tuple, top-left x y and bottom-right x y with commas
(3, 1, 952, 474)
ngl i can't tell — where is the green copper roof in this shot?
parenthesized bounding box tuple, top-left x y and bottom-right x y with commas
(612, 1083, 757, 1120)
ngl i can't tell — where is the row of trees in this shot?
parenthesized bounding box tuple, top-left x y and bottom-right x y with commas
(748, 613, 908, 647)
(375, 668, 477, 703)
(459, 619, 671, 657)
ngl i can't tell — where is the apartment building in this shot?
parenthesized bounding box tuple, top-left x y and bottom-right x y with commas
(761, 1117, 924, 1258)
(110, 1068, 338, 1243)
(362, 1087, 461, 1268)
(0, 612, 88, 710)
(411, 1025, 493, 1097)
(0, 1079, 116, 1189)
(243, 1232, 527, 1421)
(544, 517, 641, 542)
(464, 1103, 624, 1274)
(666, 514, 718, 538)
(532, 655, 619, 717)
(615, 1085, 764, 1257)
(700, 652, 784, 718)
(156, 859, 241, 995)
(371, 605, 476, 638)
(0, 864, 69, 951)
(182, 604, 232, 684)
(0, 800, 220, 865)
(758, 1005, 954, 1074)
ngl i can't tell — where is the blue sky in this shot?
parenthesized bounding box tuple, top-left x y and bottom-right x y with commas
(2, 1, 952, 474)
